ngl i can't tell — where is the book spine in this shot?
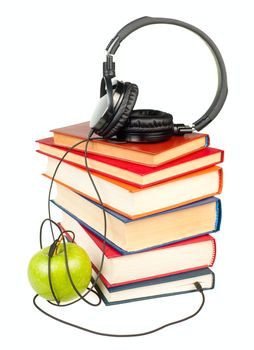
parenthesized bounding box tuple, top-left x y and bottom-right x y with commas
(215, 198, 222, 231)
(210, 238, 217, 266)
(218, 168, 224, 194)
(220, 150, 225, 162)
(210, 270, 216, 289)
(205, 135, 210, 147)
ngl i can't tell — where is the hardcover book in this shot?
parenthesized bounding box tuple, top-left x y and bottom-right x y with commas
(51, 122, 209, 166)
(93, 268, 215, 305)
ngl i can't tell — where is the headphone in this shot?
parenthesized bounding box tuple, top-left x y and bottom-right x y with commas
(90, 16, 228, 142)
(31, 17, 227, 338)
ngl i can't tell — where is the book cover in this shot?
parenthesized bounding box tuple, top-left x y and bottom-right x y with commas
(53, 196, 221, 254)
(63, 192, 222, 225)
(93, 268, 215, 306)
(51, 122, 209, 166)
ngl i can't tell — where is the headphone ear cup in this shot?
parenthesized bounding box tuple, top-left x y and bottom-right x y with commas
(101, 82, 139, 139)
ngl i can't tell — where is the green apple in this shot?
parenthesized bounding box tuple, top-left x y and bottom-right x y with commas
(28, 242, 92, 302)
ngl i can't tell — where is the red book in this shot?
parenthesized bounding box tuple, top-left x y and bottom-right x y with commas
(51, 121, 209, 166)
(62, 213, 216, 288)
(37, 137, 223, 188)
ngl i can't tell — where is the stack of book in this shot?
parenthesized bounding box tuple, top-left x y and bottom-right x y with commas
(37, 122, 223, 305)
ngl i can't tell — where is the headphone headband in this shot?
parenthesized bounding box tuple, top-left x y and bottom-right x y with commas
(105, 16, 228, 131)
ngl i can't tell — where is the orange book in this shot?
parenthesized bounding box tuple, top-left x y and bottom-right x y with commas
(44, 152, 223, 219)
(51, 122, 209, 166)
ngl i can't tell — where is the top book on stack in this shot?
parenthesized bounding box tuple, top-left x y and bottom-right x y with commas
(51, 122, 209, 167)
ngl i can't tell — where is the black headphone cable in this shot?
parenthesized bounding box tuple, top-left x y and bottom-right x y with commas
(33, 129, 206, 337)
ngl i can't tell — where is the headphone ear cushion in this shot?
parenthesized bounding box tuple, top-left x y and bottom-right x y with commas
(102, 82, 139, 138)
(127, 110, 173, 131)
(116, 109, 174, 142)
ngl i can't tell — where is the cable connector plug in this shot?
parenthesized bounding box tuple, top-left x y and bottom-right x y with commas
(194, 282, 203, 292)
(48, 239, 59, 258)
(103, 55, 115, 78)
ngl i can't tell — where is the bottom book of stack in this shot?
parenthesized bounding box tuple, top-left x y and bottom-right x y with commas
(62, 213, 216, 306)
(93, 268, 215, 305)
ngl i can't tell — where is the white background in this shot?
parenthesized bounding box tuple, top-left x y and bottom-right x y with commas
(1, 0, 253, 348)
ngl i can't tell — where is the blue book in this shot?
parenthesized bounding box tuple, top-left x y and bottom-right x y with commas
(93, 268, 215, 306)
(52, 185, 221, 254)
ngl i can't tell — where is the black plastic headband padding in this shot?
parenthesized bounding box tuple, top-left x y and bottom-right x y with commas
(106, 16, 228, 131)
